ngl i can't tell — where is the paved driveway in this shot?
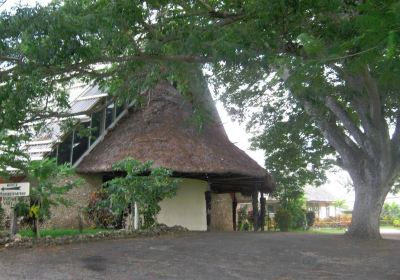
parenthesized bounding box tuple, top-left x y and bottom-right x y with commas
(0, 232, 399, 280)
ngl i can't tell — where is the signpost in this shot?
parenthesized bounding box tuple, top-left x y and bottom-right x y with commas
(0, 182, 30, 237)
(0, 182, 30, 197)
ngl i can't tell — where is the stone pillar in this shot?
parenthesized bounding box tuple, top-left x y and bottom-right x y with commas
(210, 193, 233, 231)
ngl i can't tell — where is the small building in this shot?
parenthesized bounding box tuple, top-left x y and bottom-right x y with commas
(238, 185, 341, 221)
(305, 186, 339, 219)
(16, 81, 274, 231)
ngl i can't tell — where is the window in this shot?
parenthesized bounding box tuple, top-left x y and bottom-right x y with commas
(267, 205, 275, 213)
(105, 102, 114, 129)
(47, 146, 58, 159)
(116, 102, 125, 118)
(72, 122, 90, 164)
(57, 133, 73, 164)
(90, 110, 103, 145)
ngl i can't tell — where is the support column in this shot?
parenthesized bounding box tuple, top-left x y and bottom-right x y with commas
(210, 193, 233, 231)
(232, 193, 237, 231)
(252, 191, 259, 232)
(260, 193, 266, 231)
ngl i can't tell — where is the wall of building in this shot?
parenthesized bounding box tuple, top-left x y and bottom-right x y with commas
(210, 193, 233, 231)
(42, 173, 102, 229)
(157, 178, 208, 231)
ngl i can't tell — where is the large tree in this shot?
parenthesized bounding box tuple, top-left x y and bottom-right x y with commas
(1, 0, 400, 239)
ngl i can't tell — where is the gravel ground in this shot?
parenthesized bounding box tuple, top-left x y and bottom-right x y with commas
(0, 231, 399, 280)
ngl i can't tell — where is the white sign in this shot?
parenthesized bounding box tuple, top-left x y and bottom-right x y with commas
(1, 197, 29, 208)
(0, 182, 30, 197)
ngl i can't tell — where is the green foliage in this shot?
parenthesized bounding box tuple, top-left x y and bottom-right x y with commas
(286, 197, 307, 230)
(26, 159, 79, 220)
(275, 208, 291, 232)
(1, 0, 400, 238)
(333, 200, 348, 210)
(393, 219, 400, 227)
(104, 157, 179, 229)
(237, 205, 253, 231)
(17, 158, 81, 236)
(306, 211, 316, 229)
(381, 202, 400, 226)
(86, 189, 121, 229)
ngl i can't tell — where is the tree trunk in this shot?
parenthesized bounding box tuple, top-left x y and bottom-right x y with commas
(347, 182, 390, 239)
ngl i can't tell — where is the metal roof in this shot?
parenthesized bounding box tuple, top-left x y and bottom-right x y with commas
(25, 84, 106, 160)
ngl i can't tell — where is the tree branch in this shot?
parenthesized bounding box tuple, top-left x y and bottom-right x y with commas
(324, 96, 365, 147)
(303, 100, 362, 168)
(361, 65, 383, 128)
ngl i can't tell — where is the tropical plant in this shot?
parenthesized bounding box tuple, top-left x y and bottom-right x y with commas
(381, 202, 400, 226)
(86, 189, 122, 229)
(18, 159, 80, 238)
(104, 158, 179, 230)
(306, 211, 316, 229)
(275, 208, 292, 232)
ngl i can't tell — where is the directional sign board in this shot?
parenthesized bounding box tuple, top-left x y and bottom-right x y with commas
(1, 197, 29, 208)
(0, 182, 30, 197)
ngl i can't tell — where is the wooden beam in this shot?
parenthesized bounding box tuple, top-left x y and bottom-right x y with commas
(252, 191, 259, 232)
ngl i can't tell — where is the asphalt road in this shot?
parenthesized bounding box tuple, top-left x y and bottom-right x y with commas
(0, 232, 399, 280)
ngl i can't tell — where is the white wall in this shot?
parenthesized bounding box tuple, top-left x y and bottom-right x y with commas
(157, 178, 208, 231)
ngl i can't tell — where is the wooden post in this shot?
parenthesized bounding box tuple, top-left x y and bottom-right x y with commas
(232, 193, 237, 231)
(10, 208, 17, 237)
(260, 193, 266, 232)
(252, 191, 259, 232)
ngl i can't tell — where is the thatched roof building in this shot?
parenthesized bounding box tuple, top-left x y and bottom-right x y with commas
(77, 82, 274, 195)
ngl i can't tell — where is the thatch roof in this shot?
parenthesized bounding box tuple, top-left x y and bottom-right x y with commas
(77, 82, 275, 194)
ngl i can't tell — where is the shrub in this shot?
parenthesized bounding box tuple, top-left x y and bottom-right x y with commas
(290, 208, 306, 229)
(393, 219, 400, 227)
(275, 208, 292, 232)
(306, 211, 316, 229)
(86, 190, 122, 229)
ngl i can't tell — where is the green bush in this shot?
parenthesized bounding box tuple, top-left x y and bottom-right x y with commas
(393, 219, 400, 227)
(306, 211, 316, 229)
(290, 208, 306, 229)
(86, 190, 122, 229)
(275, 208, 292, 232)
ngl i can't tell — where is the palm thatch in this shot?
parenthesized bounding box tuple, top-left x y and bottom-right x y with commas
(77, 81, 275, 194)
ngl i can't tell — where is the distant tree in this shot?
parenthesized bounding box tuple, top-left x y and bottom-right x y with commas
(104, 158, 179, 230)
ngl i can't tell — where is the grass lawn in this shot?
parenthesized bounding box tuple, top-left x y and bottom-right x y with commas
(380, 225, 400, 230)
(19, 228, 110, 238)
(308, 227, 347, 234)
